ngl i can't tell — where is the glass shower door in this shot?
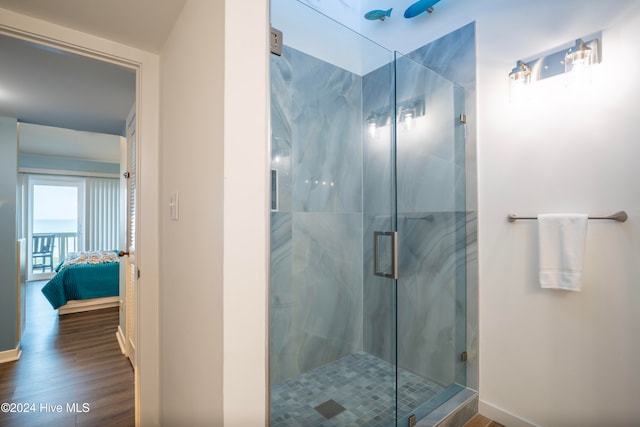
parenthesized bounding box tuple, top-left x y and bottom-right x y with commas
(394, 52, 467, 424)
(269, 1, 398, 424)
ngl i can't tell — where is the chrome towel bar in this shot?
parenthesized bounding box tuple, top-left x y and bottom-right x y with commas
(508, 210, 628, 223)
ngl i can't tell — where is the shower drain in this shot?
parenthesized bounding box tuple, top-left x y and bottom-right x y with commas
(313, 399, 346, 419)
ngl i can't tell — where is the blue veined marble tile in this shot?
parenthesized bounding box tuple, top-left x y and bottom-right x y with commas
(290, 212, 364, 372)
(397, 151, 456, 213)
(405, 22, 476, 90)
(270, 46, 293, 142)
(270, 212, 295, 383)
(271, 47, 294, 212)
(289, 48, 363, 213)
(405, 23, 477, 215)
(404, 23, 478, 392)
(463, 211, 478, 390)
(270, 212, 293, 305)
(270, 307, 300, 384)
(363, 62, 395, 215)
(395, 57, 460, 214)
(396, 211, 464, 385)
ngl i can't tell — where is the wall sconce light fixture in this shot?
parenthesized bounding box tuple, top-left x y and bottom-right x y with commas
(508, 33, 601, 101)
(366, 96, 425, 137)
(509, 60, 532, 103)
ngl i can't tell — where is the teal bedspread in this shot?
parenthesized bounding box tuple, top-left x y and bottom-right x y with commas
(41, 262, 119, 309)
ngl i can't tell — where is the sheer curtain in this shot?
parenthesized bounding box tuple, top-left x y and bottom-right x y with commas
(22, 173, 120, 260)
(86, 177, 120, 251)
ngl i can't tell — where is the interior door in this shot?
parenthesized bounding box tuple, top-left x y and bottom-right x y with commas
(121, 105, 137, 368)
(118, 136, 127, 355)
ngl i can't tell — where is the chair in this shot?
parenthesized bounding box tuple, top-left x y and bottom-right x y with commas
(32, 234, 56, 273)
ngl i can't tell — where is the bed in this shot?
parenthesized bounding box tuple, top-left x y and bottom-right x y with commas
(41, 251, 120, 315)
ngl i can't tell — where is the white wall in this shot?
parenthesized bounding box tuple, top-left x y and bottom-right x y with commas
(476, 2, 640, 425)
(223, 0, 268, 425)
(159, 0, 268, 425)
(159, 0, 224, 424)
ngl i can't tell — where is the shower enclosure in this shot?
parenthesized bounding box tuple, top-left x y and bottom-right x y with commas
(270, 2, 475, 426)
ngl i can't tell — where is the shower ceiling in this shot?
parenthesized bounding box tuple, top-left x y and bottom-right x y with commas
(302, 0, 448, 21)
(296, 0, 467, 51)
(272, 0, 475, 75)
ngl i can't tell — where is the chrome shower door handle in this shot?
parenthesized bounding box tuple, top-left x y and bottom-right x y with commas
(373, 231, 398, 279)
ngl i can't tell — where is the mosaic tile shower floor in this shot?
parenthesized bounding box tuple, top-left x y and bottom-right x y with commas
(270, 352, 444, 427)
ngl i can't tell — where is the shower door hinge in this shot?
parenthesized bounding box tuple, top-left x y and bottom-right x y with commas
(408, 414, 417, 427)
(461, 351, 468, 362)
(459, 113, 467, 124)
(270, 27, 283, 56)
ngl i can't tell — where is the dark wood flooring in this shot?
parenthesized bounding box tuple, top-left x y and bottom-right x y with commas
(0, 281, 134, 427)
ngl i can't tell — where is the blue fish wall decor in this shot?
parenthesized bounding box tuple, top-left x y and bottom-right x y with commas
(404, 0, 441, 19)
(364, 8, 393, 21)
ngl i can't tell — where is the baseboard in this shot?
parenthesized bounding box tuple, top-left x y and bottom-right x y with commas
(128, 338, 136, 368)
(58, 296, 120, 315)
(479, 399, 538, 427)
(0, 345, 22, 364)
(116, 325, 127, 355)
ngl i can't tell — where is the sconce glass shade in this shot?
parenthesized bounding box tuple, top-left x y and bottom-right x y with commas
(367, 97, 424, 134)
(366, 113, 377, 138)
(564, 39, 593, 72)
(565, 38, 599, 86)
(398, 104, 416, 130)
(509, 60, 531, 103)
(509, 60, 532, 83)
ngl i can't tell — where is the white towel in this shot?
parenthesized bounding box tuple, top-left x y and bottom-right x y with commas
(538, 213, 588, 291)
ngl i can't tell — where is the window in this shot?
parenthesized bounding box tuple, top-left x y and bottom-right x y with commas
(25, 174, 120, 280)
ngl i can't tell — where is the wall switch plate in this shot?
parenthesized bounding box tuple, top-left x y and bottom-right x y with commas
(169, 191, 179, 221)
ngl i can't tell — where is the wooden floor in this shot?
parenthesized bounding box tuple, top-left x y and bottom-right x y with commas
(0, 281, 134, 427)
(463, 414, 506, 427)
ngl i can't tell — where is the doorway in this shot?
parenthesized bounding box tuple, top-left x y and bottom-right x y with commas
(1, 4, 163, 421)
(0, 28, 144, 422)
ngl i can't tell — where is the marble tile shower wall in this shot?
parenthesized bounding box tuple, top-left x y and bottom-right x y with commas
(408, 23, 477, 389)
(270, 46, 364, 384)
(408, 23, 478, 391)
